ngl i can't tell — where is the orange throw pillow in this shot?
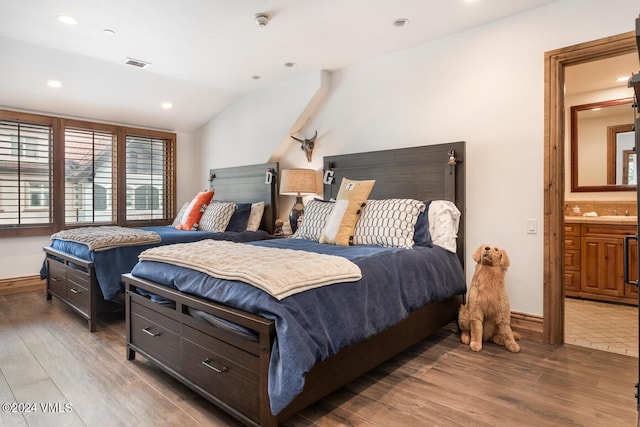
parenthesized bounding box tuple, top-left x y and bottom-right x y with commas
(175, 190, 214, 231)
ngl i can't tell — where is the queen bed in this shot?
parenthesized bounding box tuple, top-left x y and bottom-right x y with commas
(123, 142, 466, 426)
(42, 162, 278, 332)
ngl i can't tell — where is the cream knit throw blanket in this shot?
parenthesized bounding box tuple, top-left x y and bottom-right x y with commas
(51, 226, 161, 252)
(138, 240, 362, 300)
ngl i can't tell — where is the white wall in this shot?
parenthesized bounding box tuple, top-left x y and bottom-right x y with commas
(194, 0, 640, 317)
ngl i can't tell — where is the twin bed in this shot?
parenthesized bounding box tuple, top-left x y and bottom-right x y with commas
(122, 142, 467, 426)
(42, 162, 278, 331)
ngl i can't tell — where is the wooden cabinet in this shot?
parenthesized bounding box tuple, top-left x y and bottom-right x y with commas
(564, 223, 581, 294)
(564, 221, 637, 305)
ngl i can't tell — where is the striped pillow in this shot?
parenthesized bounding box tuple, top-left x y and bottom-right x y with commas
(199, 202, 237, 232)
(352, 199, 426, 248)
(294, 199, 334, 241)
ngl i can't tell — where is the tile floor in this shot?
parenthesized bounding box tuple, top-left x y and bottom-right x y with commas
(565, 297, 639, 357)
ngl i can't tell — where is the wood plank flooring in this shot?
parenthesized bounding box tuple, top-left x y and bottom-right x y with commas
(0, 290, 637, 427)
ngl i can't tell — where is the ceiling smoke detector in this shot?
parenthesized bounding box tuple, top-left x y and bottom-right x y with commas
(254, 13, 271, 27)
(123, 57, 151, 69)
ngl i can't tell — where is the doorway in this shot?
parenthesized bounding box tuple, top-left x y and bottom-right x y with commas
(544, 31, 637, 344)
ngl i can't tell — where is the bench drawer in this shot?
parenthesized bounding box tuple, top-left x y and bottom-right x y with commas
(182, 326, 259, 422)
(130, 301, 180, 369)
(47, 261, 67, 297)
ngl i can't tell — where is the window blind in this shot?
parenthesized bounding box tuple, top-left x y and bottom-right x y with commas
(0, 119, 52, 227)
(125, 135, 174, 221)
(64, 127, 116, 225)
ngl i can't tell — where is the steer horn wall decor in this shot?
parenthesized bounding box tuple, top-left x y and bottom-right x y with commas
(290, 130, 317, 162)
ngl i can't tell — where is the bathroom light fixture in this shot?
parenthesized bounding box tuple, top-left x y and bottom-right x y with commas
(47, 80, 62, 88)
(161, 102, 172, 109)
(58, 15, 77, 25)
(617, 76, 630, 82)
(254, 13, 271, 27)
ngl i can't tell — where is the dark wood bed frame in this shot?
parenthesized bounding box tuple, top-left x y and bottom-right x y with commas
(123, 142, 466, 426)
(43, 162, 278, 332)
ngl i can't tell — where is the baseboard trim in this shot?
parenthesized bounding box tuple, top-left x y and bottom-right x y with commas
(0, 275, 45, 296)
(511, 311, 544, 342)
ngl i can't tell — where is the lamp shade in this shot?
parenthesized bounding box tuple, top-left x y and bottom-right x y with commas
(279, 168, 317, 195)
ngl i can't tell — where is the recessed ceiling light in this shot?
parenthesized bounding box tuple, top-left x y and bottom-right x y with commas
(251, 75, 261, 80)
(103, 29, 115, 36)
(47, 80, 62, 88)
(393, 18, 409, 27)
(284, 62, 296, 68)
(58, 15, 77, 25)
(161, 102, 173, 109)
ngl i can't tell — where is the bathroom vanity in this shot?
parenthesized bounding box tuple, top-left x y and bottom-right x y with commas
(565, 216, 638, 306)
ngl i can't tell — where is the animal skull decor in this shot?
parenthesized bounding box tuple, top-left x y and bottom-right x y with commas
(290, 130, 317, 162)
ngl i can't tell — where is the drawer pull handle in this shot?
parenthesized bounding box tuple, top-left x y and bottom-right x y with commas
(142, 327, 160, 337)
(69, 288, 81, 294)
(202, 358, 228, 374)
(51, 277, 59, 282)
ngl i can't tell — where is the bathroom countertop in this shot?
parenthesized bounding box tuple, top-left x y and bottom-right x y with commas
(565, 215, 637, 225)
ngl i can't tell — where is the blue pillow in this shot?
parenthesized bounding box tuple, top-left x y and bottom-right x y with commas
(225, 203, 252, 232)
(413, 200, 432, 247)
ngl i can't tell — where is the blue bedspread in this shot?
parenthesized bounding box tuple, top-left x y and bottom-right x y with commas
(129, 238, 466, 415)
(41, 226, 268, 301)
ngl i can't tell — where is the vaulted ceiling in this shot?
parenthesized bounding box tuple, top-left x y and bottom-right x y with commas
(0, 0, 561, 133)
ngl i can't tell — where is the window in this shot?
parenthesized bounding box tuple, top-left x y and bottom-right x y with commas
(0, 109, 176, 237)
(0, 113, 53, 233)
(64, 126, 116, 225)
(125, 134, 174, 221)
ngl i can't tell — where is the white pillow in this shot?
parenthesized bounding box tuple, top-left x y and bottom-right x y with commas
(199, 202, 236, 232)
(246, 201, 265, 231)
(172, 202, 189, 227)
(428, 200, 460, 253)
(352, 199, 425, 248)
(294, 199, 334, 241)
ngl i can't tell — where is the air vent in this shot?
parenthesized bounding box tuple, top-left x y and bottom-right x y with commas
(123, 57, 151, 69)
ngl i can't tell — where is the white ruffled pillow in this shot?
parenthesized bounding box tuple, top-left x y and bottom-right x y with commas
(428, 200, 460, 253)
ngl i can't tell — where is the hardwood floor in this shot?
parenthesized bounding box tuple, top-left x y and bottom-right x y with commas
(1, 290, 637, 427)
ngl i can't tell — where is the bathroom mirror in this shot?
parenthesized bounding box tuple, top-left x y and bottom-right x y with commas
(570, 97, 636, 192)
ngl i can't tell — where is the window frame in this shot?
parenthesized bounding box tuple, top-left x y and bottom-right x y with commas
(0, 109, 177, 237)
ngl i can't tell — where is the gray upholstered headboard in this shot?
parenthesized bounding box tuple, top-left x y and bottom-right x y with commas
(208, 162, 279, 234)
(322, 142, 465, 267)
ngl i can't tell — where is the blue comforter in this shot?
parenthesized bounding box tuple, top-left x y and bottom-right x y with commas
(129, 238, 466, 415)
(41, 226, 268, 300)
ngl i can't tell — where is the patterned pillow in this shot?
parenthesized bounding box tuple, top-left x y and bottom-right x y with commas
(199, 202, 237, 232)
(294, 199, 334, 241)
(352, 199, 426, 248)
